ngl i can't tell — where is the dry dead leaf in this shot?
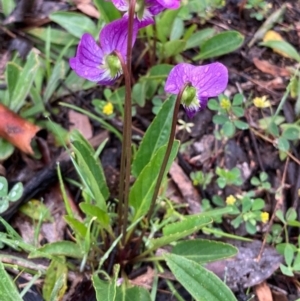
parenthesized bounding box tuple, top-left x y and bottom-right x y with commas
(296, 22, 300, 39)
(0, 103, 40, 155)
(130, 266, 155, 290)
(255, 282, 273, 301)
(68, 110, 93, 140)
(40, 184, 67, 243)
(272, 290, 289, 301)
(253, 58, 291, 77)
(3, 0, 68, 25)
(13, 184, 66, 244)
(205, 240, 283, 291)
(169, 161, 201, 214)
(72, 0, 100, 19)
(77, 3, 100, 19)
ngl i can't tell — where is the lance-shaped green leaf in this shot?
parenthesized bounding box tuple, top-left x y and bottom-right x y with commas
(156, 9, 181, 43)
(149, 214, 211, 250)
(130, 141, 179, 222)
(260, 40, 300, 62)
(165, 254, 238, 301)
(80, 203, 110, 229)
(132, 95, 176, 177)
(29, 241, 83, 259)
(115, 286, 152, 301)
(93, 265, 119, 301)
(70, 130, 109, 212)
(43, 257, 68, 301)
(43, 60, 67, 103)
(6, 62, 21, 103)
(49, 12, 97, 38)
(172, 239, 237, 263)
(93, 0, 121, 23)
(194, 31, 244, 60)
(184, 28, 216, 50)
(10, 50, 40, 112)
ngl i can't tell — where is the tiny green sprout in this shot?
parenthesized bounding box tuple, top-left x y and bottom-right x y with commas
(0, 176, 23, 214)
(266, 224, 283, 244)
(152, 96, 163, 115)
(250, 171, 271, 190)
(245, 0, 272, 21)
(229, 194, 266, 234)
(277, 236, 300, 277)
(190, 171, 213, 189)
(216, 167, 243, 189)
(208, 93, 249, 138)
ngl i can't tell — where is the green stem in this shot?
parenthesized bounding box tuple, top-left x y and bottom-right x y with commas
(273, 85, 290, 119)
(117, 0, 136, 246)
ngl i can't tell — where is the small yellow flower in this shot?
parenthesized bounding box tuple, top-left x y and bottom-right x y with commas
(220, 97, 231, 110)
(226, 195, 236, 205)
(261, 211, 269, 223)
(253, 96, 271, 108)
(102, 102, 114, 115)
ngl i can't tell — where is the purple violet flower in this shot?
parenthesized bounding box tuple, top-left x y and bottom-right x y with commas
(69, 17, 138, 86)
(165, 62, 228, 118)
(107, 0, 180, 28)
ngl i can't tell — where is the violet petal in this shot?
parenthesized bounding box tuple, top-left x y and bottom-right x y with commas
(69, 56, 110, 82)
(183, 106, 199, 119)
(191, 62, 228, 99)
(111, 0, 128, 11)
(100, 17, 138, 58)
(156, 0, 180, 9)
(165, 63, 196, 94)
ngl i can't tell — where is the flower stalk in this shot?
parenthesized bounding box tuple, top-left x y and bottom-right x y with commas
(118, 0, 136, 247)
(131, 83, 189, 258)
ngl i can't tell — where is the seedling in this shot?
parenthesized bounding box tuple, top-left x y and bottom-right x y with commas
(0, 177, 23, 214)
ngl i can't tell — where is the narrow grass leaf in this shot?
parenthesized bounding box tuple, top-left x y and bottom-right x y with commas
(6, 62, 21, 100)
(10, 51, 40, 112)
(43, 60, 67, 103)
